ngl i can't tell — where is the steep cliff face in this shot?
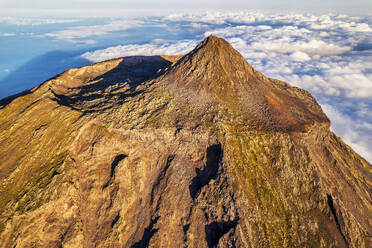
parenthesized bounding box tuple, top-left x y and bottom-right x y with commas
(0, 36, 370, 248)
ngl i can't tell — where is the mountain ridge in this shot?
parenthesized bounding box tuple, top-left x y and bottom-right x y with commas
(0, 36, 370, 248)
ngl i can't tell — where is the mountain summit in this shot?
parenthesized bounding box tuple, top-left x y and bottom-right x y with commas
(162, 35, 329, 132)
(164, 35, 257, 89)
(0, 36, 371, 248)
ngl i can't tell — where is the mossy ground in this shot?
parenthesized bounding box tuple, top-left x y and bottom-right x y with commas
(217, 122, 334, 247)
(0, 92, 82, 232)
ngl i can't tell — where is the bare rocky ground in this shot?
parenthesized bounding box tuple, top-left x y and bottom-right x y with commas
(0, 36, 371, 247)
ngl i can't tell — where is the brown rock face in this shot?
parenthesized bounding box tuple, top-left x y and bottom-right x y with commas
(0, 36, 371, 248)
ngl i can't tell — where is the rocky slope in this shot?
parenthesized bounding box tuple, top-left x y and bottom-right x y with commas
(0, 36, 371, 248)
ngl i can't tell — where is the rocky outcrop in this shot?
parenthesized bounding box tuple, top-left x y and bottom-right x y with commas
(0, 36, 370, 247)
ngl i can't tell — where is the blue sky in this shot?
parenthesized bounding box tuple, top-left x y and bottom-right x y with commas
(1, 0, 371, 16)
(0, 5, 371, 162)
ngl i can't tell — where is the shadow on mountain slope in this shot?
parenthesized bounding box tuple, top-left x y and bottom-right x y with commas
(49, 55, 174, 113)
(0, 50, 92, 100)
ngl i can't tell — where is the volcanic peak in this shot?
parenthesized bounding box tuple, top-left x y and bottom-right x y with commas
(163, 35, 257, 91)
(160, 36, 329, 132)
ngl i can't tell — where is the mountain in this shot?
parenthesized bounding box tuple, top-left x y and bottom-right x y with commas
(0, 36, 371, 248)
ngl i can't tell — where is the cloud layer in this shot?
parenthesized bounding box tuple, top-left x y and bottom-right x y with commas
(81, 39, 197, 62)
(43, 20, 142, 42)
(0, 17, 81, 25)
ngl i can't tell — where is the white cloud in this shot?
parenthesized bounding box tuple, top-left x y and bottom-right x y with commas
(283, 73, 372, 100)
(0, 17, 81, 25)
(43, 19, 143, 42)
(289, 51, 311, 61)
(322, 104, 372, 162)
(164, 11, 265, 25)
(165, 12, 226, 24)
(84, 39, 96, 45)
(81, 40, 197, 63)
(249, 39, 351, 55)
(309, 18, 372, 32)
(188, 23, 211, 33)
(205, 25, 258, 37)
(0, 32, 16, 37)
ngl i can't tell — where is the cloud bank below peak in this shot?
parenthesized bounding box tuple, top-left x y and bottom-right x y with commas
(81, 40, 197, 62)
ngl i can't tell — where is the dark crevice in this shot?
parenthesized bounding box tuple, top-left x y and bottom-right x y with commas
(106, 186, 119, 210)
(183, 223, 190, 242)
(183, 223, 190, 234)
(160, 155, 174, 182)
(50, 170, 61, 179)
(205, 219, 238, 248)
(111, 213, 120, 228)
(18, 99, 42, 115)
(110, 154, 127, 179)
(34, 123, 48, 132)
(174, 126, 182, 135)
(189, 143, 222, 199)
(103, 154, 127, 189)
(327, 194, 348, 245)
(132, 216, 160, 248)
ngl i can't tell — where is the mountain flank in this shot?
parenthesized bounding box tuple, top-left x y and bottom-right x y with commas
(0, 36, 371, 248)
